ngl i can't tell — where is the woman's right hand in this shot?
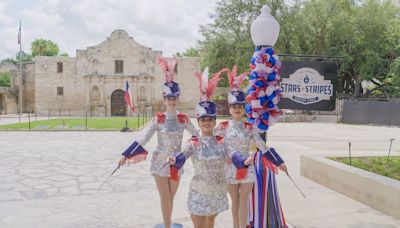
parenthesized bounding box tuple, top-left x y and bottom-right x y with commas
(169, 156, 176, 166)
(119, 156, 126, 166)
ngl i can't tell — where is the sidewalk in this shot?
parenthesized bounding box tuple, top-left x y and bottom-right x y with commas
(0, 122, 399, 227)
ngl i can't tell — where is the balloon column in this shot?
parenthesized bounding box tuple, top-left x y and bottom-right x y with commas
(245, 47, 282, 132)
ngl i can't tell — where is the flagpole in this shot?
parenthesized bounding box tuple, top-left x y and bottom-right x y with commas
(18, 20, 23, 120)
(121, 80, 131, 132)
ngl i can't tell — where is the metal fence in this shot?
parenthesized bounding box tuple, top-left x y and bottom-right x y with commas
(342, 98, 400, 126)
(0, 107, 154, 131)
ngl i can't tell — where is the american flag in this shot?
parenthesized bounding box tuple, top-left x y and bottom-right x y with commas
(18, 20, 21, 45)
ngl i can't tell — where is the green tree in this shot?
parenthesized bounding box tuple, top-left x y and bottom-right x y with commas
(59, 52, 69, 57)
(0, 72, 11, 87)
(197, 0, 400, 97)
(176, 47, 200, 57)
(31, 39, 59, 57)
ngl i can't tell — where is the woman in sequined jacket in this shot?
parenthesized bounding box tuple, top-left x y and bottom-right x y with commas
(170, 101, 228, 228)
(214, 66, 287, 228)
(119, 56, 198, 228)
(169, 67, 229, 228)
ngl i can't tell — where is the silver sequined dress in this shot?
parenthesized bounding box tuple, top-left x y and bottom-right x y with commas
(137, 111, 198, 177)
(215, 120, 269, 184)
(183, 135, 229, 216)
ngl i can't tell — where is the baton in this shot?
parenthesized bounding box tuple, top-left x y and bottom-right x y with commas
(157, 160, 171, 172)
(284, 170, 306, 198)
(98, 165, 120, 191)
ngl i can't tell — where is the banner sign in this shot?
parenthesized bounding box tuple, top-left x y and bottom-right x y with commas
(279, 61, 337, 111)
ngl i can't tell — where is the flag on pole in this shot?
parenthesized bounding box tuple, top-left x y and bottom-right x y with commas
(121, 141, 147, 163)
(124, 81, 135, 112)
(18, 20, 21, 45)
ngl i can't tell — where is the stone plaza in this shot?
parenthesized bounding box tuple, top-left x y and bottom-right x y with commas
(0, 121, 400, 227)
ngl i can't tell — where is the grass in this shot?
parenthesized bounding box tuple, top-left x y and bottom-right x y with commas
(0, 117, 151, 130)
(329, 156, 400, 181)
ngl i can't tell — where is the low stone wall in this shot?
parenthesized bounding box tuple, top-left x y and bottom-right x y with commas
(301, 155, 400, 219)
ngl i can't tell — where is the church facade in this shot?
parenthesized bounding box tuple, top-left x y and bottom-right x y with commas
(1, 29, 201, 116)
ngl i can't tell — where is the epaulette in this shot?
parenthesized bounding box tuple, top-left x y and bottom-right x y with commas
(218, 121, 229, 130)
(188, 136, 199, 147)
(156, 112, 166, 123)
(177, 113, 188, 124)
(244, 121, 253, 130)
(215, 135, 224, 144)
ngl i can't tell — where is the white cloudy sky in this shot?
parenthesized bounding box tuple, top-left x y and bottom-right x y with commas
(0, 0, 217, 59)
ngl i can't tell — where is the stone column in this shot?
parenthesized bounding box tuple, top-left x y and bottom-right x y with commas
(146, 76, 152, 105)
(133, 76, 139, 107)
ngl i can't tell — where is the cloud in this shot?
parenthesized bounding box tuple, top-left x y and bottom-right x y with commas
(0, 0, 216, 59)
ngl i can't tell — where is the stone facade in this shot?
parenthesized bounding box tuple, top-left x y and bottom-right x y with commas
(2, 30, 201, 116)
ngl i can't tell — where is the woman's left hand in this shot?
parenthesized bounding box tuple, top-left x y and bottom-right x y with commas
(278, 163, 287, 173)
(244, 156, 254, 166)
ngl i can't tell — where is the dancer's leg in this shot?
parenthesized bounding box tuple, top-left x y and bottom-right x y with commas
(239, 183, 253, 228)
(228, 184, 240, 228)
(154, 175, 172, 227)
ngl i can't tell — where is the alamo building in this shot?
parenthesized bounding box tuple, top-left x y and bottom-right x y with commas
(0, 30, 200, 116)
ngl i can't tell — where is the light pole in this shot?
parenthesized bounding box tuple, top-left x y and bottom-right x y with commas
(245, 5, 288, 228)
(246, 5, 282, 139)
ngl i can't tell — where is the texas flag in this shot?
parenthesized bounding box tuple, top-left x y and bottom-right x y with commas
(124, 81, 135, 112)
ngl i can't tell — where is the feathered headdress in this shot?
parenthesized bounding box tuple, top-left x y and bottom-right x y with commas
(157, 56, 178, 83)
(227, 65, 249, 90)
(194, 67, 228, 101)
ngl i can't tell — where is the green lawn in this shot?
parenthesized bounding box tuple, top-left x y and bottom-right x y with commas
(0, 117, 151, 130)
(329, 156, 400, 181)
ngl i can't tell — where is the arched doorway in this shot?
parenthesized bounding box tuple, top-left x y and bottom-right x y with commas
(111, 89, 126, 116)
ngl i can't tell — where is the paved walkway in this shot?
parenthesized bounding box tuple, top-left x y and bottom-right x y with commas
(0, 122, 399, 227)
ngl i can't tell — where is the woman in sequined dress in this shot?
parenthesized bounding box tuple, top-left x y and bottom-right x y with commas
(119, 56, 198, 228)
(170, 67, 229, 228)
(214, 66, 287, 228)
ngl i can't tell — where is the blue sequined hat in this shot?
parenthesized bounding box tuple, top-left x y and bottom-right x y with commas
(195, 101, 217, 118)
(157, 56, 180, 98)
(162, 81, 180, 98)
(228, 90, 246, 105)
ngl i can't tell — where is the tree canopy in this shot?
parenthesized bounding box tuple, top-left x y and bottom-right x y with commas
(197, 0, 400, 98)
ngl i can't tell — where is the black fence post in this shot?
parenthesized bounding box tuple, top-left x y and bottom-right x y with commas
(85, 111, 88, 131)
(28, 112, 31, 131)
(136, 111, 139, 129)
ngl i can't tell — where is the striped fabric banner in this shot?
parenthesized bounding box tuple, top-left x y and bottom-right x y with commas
(248, 151, 287, 228)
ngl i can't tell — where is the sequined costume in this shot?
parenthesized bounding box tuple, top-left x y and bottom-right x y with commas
(137, 111, 198, 177)
(183, 135, 229, 216)
(214, 119, 270, 184)
(214, 119, 286, 227)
